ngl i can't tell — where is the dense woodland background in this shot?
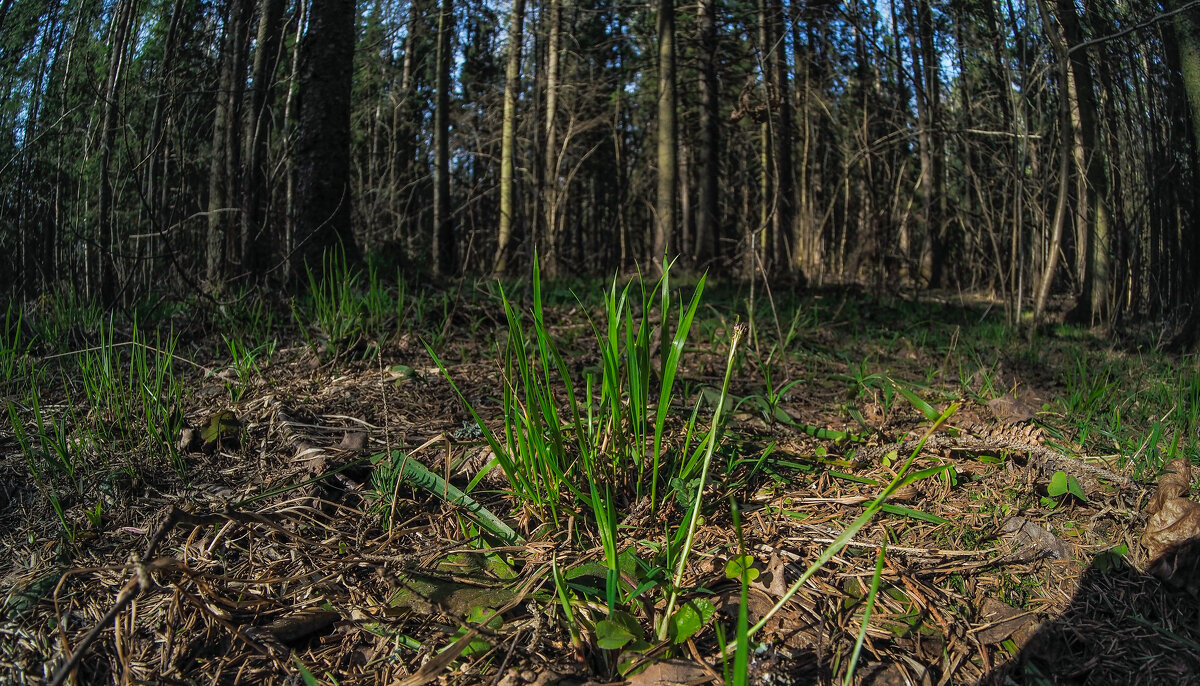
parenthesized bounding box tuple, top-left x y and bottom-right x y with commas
(3, 0, 1200, 339)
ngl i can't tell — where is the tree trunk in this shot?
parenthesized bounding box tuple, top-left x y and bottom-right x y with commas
(493, 0, 526, 276)
(1057, 0, 1111, 325)
(293, 0, 360, 283)
(695, 0, 718, 267)
(240, 0, 285, 280)
(768, 0, 797, 278)
(1168, 0, 1200, 348)
(653, 0, 676, 271)
(206, 0, 252, 287)
(96, 0, 138, 304)
(542, 0, 562, 277)
(433, 0, 456, 275)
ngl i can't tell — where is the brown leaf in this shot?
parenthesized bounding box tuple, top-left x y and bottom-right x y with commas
(625, 659, 712, 686)
(750, 553, 788, 597)
(1147, 458, 1193, 515)
(1142, 497, 1200, 562)
(338, 429, 368, 453)
(1000, 516, 1069, 561)
(263, 609, 339, 644)
(975, 597, 1039, 646)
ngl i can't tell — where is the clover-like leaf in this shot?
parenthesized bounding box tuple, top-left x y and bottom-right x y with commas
(724, 555, 759, 583)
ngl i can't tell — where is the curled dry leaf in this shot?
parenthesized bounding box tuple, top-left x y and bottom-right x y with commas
(1146, 458, 1192, 515)
(1141, 458, 1200, 593)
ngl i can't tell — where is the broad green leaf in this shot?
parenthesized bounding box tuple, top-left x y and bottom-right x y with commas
(1067, 475, 1087, 501)
(596, 618, 636, 650)
(201, 410, 241, 448)
(1047, 471, 1069, 497)
(668, 598, 716, 644)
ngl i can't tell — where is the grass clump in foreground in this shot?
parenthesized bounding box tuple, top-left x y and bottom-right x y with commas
(425, 262, 954, 680)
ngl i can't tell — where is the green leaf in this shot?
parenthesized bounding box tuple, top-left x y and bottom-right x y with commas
(378, 450, 522, 544)
(1067, 475, 1086, 501)
(596, 618, 636, 650)
(879, 504, 949, 524)
(201, 410, 241, 448)
(668, 598, 716, 644)
(890, 381, 940, 422)
(1047, 470, 1069, 497)
(724, 555, 760, 583)
(293, 658, 320, 686)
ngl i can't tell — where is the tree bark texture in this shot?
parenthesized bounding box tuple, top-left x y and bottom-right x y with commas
(293, 0, 360, 283)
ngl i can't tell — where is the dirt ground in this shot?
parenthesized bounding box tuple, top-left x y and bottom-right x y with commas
(3, 289, 1199, 685)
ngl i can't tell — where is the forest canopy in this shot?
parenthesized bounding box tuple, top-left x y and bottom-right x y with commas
(2, 0, 1199, 338)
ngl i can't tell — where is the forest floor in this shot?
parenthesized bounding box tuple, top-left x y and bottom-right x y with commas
(3, 269, 1200, 686)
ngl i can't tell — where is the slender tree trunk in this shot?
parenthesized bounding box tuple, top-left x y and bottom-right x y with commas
(241, 0, 285, 280)
(96, 0, 138, 304)
(1057, 0, 1111, 325)
(695, 0, 718, 267)
(542, 0, 562, 277)
(653, 0, 676, 270)
(206, 0, 252, 287)
(493, 0, 526, 276)
(433, 0, 456, 275)
(1168, 0, 1200, 348)
(293, 0, 360, 282)
(768, 0, 797, 278)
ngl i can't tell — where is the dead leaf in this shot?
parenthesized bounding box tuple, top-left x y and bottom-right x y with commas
(339, 429, 368, 453)
(178, 426, 198, 453)
(265, 608, 340, 643)
(1142, 497, 1200, 562)
(1000, 516, 1069, 561)
(750, 553, 788, 597)
(987, 393, 1036, 424)
(975, 597, 1039, 646)
(1147, 458, 1193, 515)
(625, 659, 712, 686)
(1140, 459, 1200, 593)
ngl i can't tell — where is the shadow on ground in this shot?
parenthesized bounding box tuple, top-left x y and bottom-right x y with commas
(979, 538, 1200, 686)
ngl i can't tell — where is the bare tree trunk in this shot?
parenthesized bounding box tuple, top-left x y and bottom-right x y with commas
(206, 0, 252, 287)
(1057, 0, 1111, 325)
(653, 0, 676, 271)
(293, 0, 360, 282)
(768, 0, 797, 278)
(96, 0, 138, 304)
(241, 0, 285, 280)
(542, 0, 562, 277)
(1167, 0, 1200, 348)
(282, 0, 306, 281)
(493, 0, 526, 276)
(695, 0, 718, 267)
(1033, 0, 1072, 324)
(433, 0, 456, 275)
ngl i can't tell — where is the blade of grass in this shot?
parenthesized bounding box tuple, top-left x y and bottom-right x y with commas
(659, 322, 747, 641)
(844, 543, 886, 685)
